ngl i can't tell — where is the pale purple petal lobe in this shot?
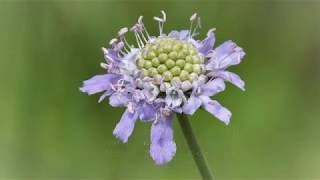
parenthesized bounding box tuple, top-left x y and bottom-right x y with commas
(113, 109, 138, 143)
(150, 114, 176, 165)
(139, 102, 157, 122)
(98, 90, 113, 103)
(182, 95, 202, 115)
(207, 40, 245, 70)
(109, 93, 129, 107)
(201, 78, 226, 96)
(198, 31, 215, 56)
(200, 96, 231, 125)
(215, 71, 245, 91)
(168, 30, 189, 40)
(80, 74, 121, 95)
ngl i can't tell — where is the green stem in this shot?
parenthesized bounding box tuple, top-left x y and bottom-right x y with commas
(177, 114, 214, 180)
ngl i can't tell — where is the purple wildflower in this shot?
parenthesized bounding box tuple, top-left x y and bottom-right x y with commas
(80, 11, 245, 165)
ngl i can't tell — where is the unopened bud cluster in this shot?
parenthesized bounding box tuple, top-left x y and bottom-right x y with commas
(137, 38, 205, 86)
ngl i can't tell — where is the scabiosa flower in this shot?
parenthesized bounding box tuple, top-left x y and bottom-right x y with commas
(80, 11, 245, 165)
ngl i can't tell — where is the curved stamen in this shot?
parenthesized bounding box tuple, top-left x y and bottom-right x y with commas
(100, 62, 108, 69)
(122, 37, 132, 52)
(109, 38, 118, 49)
(161, 10, 166, 22)
(114, 41, 127, 56)
(117, 27, 128, 37)
(188, 13, 197, 39)
(191, 17, 201, 37)
(134, 33, 142, 49)
(139, 30, 148, 43)
(188, 13, 201, 39)
(207, 28, 216, 35)
(190, 13, 197, 21)
(117, 28, 131, 53)
(138, 16, 151, 40)
(153, 10, 167, 36)
(131, 24, 146, 49)
(136, 33, 145, 48)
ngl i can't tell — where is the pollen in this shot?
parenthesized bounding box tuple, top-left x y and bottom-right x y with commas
(138, 38, 205, 83)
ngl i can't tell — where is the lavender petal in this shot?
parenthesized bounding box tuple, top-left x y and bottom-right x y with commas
(168, 30, 189, 40)
(198, 31, 215, 56)
(113, 109, 138, 143)
(80, 74, 121, 95)
(150, 114, 176, 165)
(201, 78, 226, 96)
(139, 102, 157, 122)
(207, 40, 245, 70)
(215, 71, 245, 91)
(109, 93, 130, 107)
(200, 96, 231, 125)
(182, 95, 202, 115)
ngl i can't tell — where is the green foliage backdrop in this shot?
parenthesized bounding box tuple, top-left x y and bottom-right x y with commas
(0, 0, 320, 179)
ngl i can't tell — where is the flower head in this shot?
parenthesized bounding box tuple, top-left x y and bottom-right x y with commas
(80, 11, 245, 165)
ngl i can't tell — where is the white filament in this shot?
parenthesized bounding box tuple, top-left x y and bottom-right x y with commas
(154, 10, 167, 36)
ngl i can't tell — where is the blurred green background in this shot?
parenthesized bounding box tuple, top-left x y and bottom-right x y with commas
(1, 0, 320, 179)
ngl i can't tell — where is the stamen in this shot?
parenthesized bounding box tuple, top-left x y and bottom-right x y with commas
(128, 102, 135, 113)
(207, 28, 216, 35)
(110, 84, 117, 91)
(153, 17, 164, 36)
(117, 27, 128, 37)
(154, 113, 160, 124)
(109, 38, 118, 45)
(114, 41, 124, 53)
(188, 13, 202, 38)
(100, 62, 108, 69)
(143, 28, 151, 40)
(160, 106, 171, 117)
(131, 23, 146, 49)
(191, 17, 201, 37)
(121, 37, 131, 53)
(138, 16, 151, 40)
(190, 13, 197, 21)
(117, 28, 131, 53)
(153, 10, 167, 36)
(138, 16, 143, 24)
(105, 54, 115, 62)
(161, 10, 166, 22)
(102, 47, 108, 55)
(153, 17, 164, 22)
(109, 38, 118, 49)
(119, 49, 126, 57)
(136, 33, 145, 48)
(139, 31, 148, 43)
(134, 33, 142, 49)
(132, 24, 146, 46)
(188, 13, 197, 39)
(114, 42, 126, 56)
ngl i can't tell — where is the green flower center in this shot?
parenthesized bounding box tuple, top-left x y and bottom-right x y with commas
(137, 38, 205, 84)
